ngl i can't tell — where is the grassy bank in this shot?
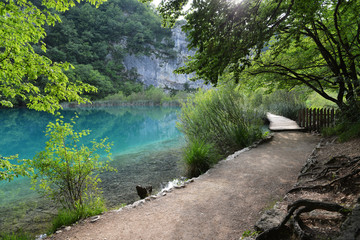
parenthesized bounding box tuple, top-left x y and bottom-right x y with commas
(177, 85, 267, 178)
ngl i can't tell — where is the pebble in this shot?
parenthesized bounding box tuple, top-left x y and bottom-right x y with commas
(90, 216, 100, 223)
(65, 226, 71, 231)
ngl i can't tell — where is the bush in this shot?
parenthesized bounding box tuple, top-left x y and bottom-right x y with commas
(24, 117, 114, 211)
(322, 121, 360, 142)
(183, 140, 221, 178)
(103, 91, 126, 101)
(178, 86, 264, 155)
(178, 86, 265, 177)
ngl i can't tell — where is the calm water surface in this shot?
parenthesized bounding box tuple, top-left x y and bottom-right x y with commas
(0, 106, 184, 234)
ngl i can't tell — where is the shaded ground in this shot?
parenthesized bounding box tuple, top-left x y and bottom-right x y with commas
(255, 137, 360, 240)
(49, 132, 319, 240)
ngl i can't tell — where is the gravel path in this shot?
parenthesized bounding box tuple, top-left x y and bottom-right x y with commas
(49, 132, 319, 240)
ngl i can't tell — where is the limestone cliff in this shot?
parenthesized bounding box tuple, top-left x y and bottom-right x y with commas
(123, 25, 206, 90)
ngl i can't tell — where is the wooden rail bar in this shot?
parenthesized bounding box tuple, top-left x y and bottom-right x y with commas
(297, 108, 336, 132)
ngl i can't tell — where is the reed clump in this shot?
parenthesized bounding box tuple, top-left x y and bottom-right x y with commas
(178, 86, 265, 178)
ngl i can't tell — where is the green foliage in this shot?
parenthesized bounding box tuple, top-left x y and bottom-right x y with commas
(66, 64, 115, 98)
(0, 0, 107, 113)
(250, 90, 306, 120)
(322, 122, 360, 142)
(178, 86, 265, 177)
(50, 197, 106, 233)
(0, 155, 28, 182)
(178, 86, 264, 155)
(103, 86, 191, 105)
(23, 117, 114, 211)
(0, 231, 35, 240)
(159, 0, 360, 112)
(241, 230, 260, 238)
(305, 92, 338, 109)
(183, 140, 221, 178)
(40, 0, 174, 100)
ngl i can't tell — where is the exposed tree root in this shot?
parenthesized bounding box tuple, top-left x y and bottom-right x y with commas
(256, 199, 350, 240)
(288, 168, 360, 194)
(257, 155, 359, 239)
(288, 156, 360, 194)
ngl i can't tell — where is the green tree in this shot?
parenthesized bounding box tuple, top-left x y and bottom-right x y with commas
(0, 0, 105, 182)
(0, 155, 28, 181)
(23, 118, 114, 210)
(0, 0, 108, 113)
(66, 64, 115, 98)
(158, 0, 360, 115)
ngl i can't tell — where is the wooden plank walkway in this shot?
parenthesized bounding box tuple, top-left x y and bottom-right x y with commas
(267, 112, 303, 131)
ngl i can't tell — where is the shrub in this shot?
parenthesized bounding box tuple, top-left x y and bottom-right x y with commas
(103, 91, 126, 101)
(183, 140, 221, 178)
(178, 86, 264, 155)
(178, 86, 265, 177)
(322, 121, 360, 142)
(24, 117, 114, 211)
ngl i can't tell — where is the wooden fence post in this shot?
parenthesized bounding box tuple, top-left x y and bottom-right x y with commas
(298, 107, 336, 131)
(321, 108, 324, 131)
(331, 108, 335, 126)
(316, 108, 319, 131)
(313, 108, 316, 131)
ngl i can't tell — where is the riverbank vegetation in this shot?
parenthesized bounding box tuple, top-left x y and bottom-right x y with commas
(2, 0, 360, 238)
(178, 85, 266, 177)
(102, 86, 192, 105)
(22, 117, 114, 233)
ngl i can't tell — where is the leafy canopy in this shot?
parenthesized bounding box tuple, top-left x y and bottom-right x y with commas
(0, 0, 107, 113)
(157, 0, 360, 112)
(0, 155, 28, 181)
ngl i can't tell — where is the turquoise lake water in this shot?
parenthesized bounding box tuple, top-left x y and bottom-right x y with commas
(0, 106, 185, 234)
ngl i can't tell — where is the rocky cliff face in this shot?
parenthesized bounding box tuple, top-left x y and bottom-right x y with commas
(123, 25, 206, 90)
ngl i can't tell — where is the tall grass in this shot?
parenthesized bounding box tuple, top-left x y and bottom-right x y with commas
(249, 89, 306, 120)
(183, 140, 221, 178)
(0, 232, 34, 240)
(178, 86, 265, 177)
(50, 196, 106, 233)
(178, 86, 264, 154)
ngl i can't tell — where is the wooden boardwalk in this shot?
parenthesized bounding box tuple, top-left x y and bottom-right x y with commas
(267, 112, 303, 131)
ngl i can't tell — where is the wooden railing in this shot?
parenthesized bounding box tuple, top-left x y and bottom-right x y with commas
(298, 108, 336, 132)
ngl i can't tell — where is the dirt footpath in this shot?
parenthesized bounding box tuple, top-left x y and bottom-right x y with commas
(50, 132, 319, 240)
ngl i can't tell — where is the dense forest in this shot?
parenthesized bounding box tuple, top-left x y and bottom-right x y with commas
(5, 0, 172, 107)
(41, 0, 176, 99)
